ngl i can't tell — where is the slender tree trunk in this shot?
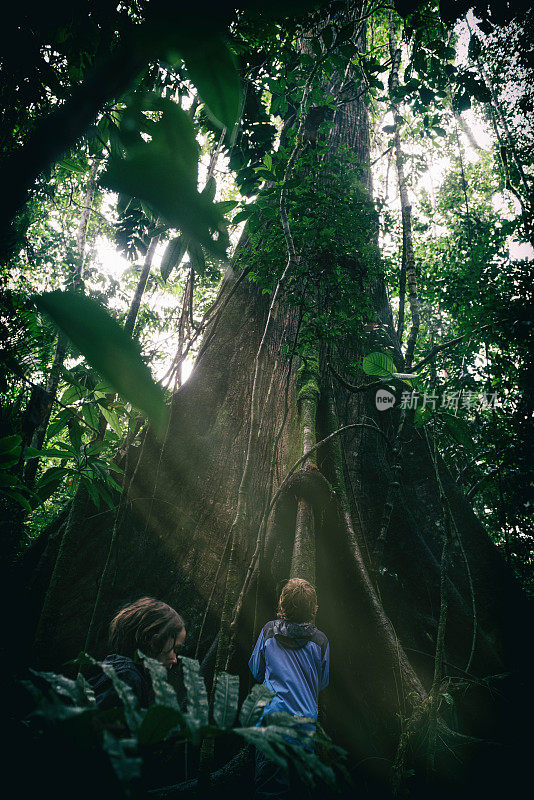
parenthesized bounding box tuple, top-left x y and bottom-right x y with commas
(388, 12, 419, 370)
(124, 235, 160, 337)
(454, 110, 482, 151)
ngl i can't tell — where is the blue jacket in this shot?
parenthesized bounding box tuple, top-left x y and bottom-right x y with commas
(248, 619, 329, 722)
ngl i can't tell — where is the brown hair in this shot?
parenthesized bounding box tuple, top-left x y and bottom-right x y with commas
(277, 579, 318, 623)
(108, 597, 184, 659)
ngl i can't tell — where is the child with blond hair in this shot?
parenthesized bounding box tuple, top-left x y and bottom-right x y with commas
(249, 578, 329, 797)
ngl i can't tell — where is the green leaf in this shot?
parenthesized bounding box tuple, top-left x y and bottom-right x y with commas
(58, 156, 86, 175)
(137, 705, 184, 746)
(85, 480, 101, 509)
(419, 87, 435, 105)
(34, 475, 63, 506)
(454, 89, 471, 112)
(93, 380, 115, 395)
(234, 725, 288, 769)
(311, 38, 322, 58)
(362, 351, 396, 377)
(133, 657, 184, 744)
(187, 241, 206, 275)
(414, 406, 433, 428)
(30, 669, 87, 706)
(441, 412, 473, 450)
(90, 482, 116, 510)
(322, 25, 334, 50)
(39, 448, 73, 459)
(0, 471, 22, 488)
(100, 406, 123, 437)
(104, 151, 225, 257)
(103, 730, 142, 786)
(182, 35, 242, 130)
(46, 410, 72, 440)
(160, 236, 188, 282)
(2, 488, 32, 512)
(213, 671, 239, 729)
(99, 662, 143, 732)
(232, 207, 254, 225)
(137, 651, 181, 710)
(106, 461, 124, 474)
(60, 384, 84, 405)
(0, 435, 22, 454)
(23, 446, 44, 460)
(68, 420, 82, 453)
(28, 690, 86, 723)
(85, 441, 108, 455)
(179, 656, 209, 740)
(336, 22, 355, 45)
(104, 97, 228, 257)
(202, 176, 217, 203)
(239, 683, 275, 727)
(217, 200, 238, 214)
(262, 711, 315, 731)
(236, 719, 337, 789)
(289, 737, 336, 787)
(73, 652, 142, 731)
(82, 402, 100, 431)
(0, 454, 20, 469)
(75, 673, 97, 707)
(35, 291, 167, 436)
(37, 466, 69, 488)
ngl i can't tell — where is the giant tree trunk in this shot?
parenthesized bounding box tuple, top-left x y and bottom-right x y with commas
(28, 26, 529, 799)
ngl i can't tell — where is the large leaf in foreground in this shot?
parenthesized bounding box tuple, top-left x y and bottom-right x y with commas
(160, 235, 188, 282)
(239, 683, 275, 726)
(180, 656, 209, 741)
(137, 651, 180, 710)
(181, 35, 242, 131)
(102, 100, 229, 257)
(35, 292, 166, 435)
(213, 671, 239, 729)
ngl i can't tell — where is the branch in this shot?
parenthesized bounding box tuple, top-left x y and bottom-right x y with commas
(371, 145, 393, 166)
(466, 467, 499, 500)
(328, 362, 382, 393)
(411, 325, 489, 372)
(265, 422, 390, 524)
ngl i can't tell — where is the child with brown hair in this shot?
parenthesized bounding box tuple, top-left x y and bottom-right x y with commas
(89, 596, 186, 708)
(249, 578, 329, 797)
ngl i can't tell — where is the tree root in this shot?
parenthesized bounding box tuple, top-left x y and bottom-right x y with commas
(149, 746, 253, 799)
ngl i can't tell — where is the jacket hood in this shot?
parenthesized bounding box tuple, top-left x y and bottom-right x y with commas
(273, 619, 317, 650)
(103, 654, 136, 669)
